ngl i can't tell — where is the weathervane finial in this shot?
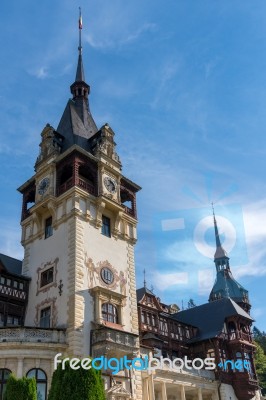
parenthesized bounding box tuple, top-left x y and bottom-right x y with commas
(78, 7, 83, 55)
(143, 269, 146, 289)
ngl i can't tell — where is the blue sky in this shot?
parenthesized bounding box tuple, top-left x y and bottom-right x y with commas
(1, 1, 266, 330)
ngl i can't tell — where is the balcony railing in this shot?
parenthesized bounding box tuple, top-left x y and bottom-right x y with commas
(57, 177, 96, 197)
(77, 178, 95, 195)
(0, 327, 67, 344)
(92, 328, 138, 348)
(91, 328, 138, 358)
(219, 331, 252, 343)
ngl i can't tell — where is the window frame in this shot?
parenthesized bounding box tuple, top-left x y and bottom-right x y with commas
(40, 306, 51, 328)
(100, 267, 114, 285)
(0, 369, 11, 400)
(102, 302, 118, 324)
(26, 368, 47, 400)
(101, 215, 111, 237)
(40, 267, 54, 288)
(44, 216, 53, 239)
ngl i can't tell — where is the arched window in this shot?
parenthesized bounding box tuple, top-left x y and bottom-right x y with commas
(27, 369, 47, 400)
(0, 369, 11, 399)
(102, 303, 118, 324)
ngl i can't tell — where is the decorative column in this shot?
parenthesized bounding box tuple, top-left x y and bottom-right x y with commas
(180, 385, 186, 400)
(73, 158, 79, 186)
(143, 377, 149, 400)
(197, 387, 203, 400)
(161, 381, 167, 400)
(16, 358, 23, 378)
(148, 375, 155, 400)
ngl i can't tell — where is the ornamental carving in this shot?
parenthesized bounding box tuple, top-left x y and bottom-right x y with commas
(34, 297, 58, 327)
(85, 255, 127, 296)
(36, 258, 58, 295)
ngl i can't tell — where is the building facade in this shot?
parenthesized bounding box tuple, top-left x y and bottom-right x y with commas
(0, 17, 263, 400)
(137, 211, 260, 400)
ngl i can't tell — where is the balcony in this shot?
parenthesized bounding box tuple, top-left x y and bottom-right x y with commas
(124, 206, 135, 218)
(91, 327, 139, 358)
(57, 177, 96, 197)
(0, 327, 67, 344)
(219, 331, 253, 344)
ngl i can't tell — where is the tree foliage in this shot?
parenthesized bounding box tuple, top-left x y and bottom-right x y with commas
(48, 359, 105, 400)
(253, 327, 266, 395)
(4, 375, 37, 400)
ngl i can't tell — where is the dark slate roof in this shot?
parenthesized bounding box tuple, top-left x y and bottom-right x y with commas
(136, 287, 155, 302)
(209, 269, 249, 303)
(75, 54, 85, 82)
(0, 254, 22, 275)
(57, 99, 98, 153)
(173, 298, 253, 343)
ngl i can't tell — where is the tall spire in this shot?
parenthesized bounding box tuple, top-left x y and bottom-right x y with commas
(209, 204, 251, 312)
(212, 203, 228, 262)
(57, 8, 98, 145)
(143, 269, 146, 289)
(75, 7, 86, 83)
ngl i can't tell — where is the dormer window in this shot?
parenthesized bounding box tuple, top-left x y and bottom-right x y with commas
(146, 296, 152, 304)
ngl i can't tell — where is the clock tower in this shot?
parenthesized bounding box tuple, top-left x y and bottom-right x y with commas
(17, 16, 142, 400)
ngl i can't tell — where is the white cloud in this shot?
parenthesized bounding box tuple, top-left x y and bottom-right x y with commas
(85, 22, 156, 49)
(152, 271, 188, 290)
(33, 67, 49, 79)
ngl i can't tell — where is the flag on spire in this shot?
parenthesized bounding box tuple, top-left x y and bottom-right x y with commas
(79, 8, 83, 29)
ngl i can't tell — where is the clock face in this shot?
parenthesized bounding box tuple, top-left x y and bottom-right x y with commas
(38, 177, 50, 195)
(104, 176, 116, 194)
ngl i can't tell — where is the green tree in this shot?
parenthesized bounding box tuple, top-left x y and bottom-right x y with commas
(48, 360, 105, 400)
(254, 342, 266, 395)
(253, 326, 266, 354)
(4, 375, 37, 400)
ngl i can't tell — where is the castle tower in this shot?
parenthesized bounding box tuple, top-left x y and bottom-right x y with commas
(17, 12, 142, 399)
(209, 208, 251, 313)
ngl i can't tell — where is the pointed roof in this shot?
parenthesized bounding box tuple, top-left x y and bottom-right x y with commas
(56, 10, 98, 152)
(212, 205, 228, 260)
(209, 268, 249, 304)
(75, 54, 85, 82)
(174, 297, 253, 343)
(209, 206, 250, 308)
(136, 286, 155, 302)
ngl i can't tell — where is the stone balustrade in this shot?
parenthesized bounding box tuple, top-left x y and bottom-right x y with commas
(0, 327, 67, 344)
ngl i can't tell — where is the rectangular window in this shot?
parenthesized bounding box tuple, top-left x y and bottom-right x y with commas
(45, 217, 53, 239)
(7, 315, 20, 326)
(101, 216, 111, 237)
(141, 312, 145, 323)
(40, 267, 54, 287)
(40, 307, 51, 328)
